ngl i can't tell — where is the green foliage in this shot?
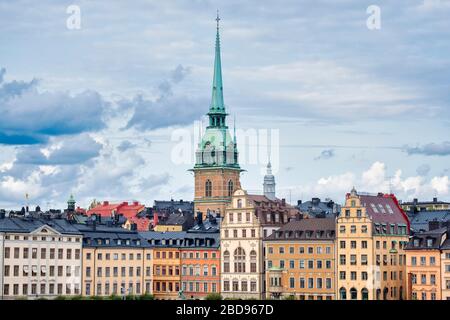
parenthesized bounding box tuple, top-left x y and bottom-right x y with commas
(71, 295, 84, 300)
(283, 295, 296, 300)
(108, 294, 122, 300)
(204, 293, 223, 300)
(138, 293, 155, 300)
(54, 295, 67, 300)
(90, 295, 104, 300)
(125, 294, 136, 300)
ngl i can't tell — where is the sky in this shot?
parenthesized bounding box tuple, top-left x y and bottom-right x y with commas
(0, 0, 449, 210)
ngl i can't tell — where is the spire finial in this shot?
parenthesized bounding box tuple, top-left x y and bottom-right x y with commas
(216, 10, 220, 30)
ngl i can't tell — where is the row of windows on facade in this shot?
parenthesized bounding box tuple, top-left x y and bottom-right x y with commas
(182, 251, 218, 259)
(274, 230, 334, 239)
(204, 180, 234, 197)
(181, 264, 218, 276)
(339, 287, 404, 300)
(267, 259, 333, 270)
(86, 252, 146, 261)
(267, 245, 332, 255)
(410, 273, 441, 285)
(339, 270, 403, 281)
(223, 228, 257, 238)
(3, 234, 80, 242)
(3, 283, 80, 296)
(85, 266, 145, 278)
(411, 291, 439, 300)
(280, 295, 333, 300)
(338, 224, 408, 235)
(85, 281, 147, 296)
(222, 280, 257, 292)
(339, 254, 406, 266)
(3, 265, 80, 277)
(410, 255, 443, 266)
(84, 238, 141, 246)
(181, 281, 218, 293)
(153, 281, 180, 292)
(270, 276, 333, 290)
(339, 240, 408, 251)
(4, 247, 81, 260)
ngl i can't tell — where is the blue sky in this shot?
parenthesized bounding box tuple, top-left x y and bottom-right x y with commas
(0, 0, 449, 209)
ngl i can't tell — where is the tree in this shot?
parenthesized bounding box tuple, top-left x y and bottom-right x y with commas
(205, 293, 223, 300)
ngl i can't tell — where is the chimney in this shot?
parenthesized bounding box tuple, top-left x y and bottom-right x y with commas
(433, 197, 438, 203)
(153, 213, 159, 227)
(0, 210, 5, 219)
(297, 200, 302, 206)
(133, 201, 139, 206)
(281, 198, 286, 206)
(197, 211, 203, 225)
(413, 198, 418, 204)
(92, 217, 97, 231)
(103, 201, 109, 206)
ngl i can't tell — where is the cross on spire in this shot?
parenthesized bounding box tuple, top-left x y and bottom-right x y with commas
(216, 10, 220, 30)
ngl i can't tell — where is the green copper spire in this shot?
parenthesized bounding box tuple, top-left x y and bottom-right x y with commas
(208, 11, 227, 128)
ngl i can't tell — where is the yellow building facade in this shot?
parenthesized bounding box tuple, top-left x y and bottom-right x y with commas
(80, 228, 153, 297)
(336, 189, 409, 300)
(264, 218, 336, 300)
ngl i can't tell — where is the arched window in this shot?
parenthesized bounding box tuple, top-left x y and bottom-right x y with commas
(250, 250, 257, 273)
(234, 247, 246, 273)
(361, 288, 369, 300)
(237, 199, 242, 208)
(350, 288, 357, 300)
(376, 289, 381, 300)
(223, 251, 230, 273)
(339, 287, 347, 300)
(205, 180, 212, 197)
(228, 180, 234, 197)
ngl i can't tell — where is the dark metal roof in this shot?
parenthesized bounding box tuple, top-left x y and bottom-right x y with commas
(265, 217, 336, 241)
(0, 217, 82, 235)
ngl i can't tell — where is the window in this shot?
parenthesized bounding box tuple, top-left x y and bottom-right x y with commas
(326, 278, 332, 289)
(340, 255, 346, 265)
(350, 288, 357, 300)
(361, 225, 368, 233)
(430, 257, 436, 266)
(351, 241, 357, 249)
(411, 256, 417, 266)
(228, 180, 234, 197)
(223, 281, 230, 292)
(340, 271, 346, 280)
(350, 225, 356, 233)
(250, 250, 257, 273)
(340, 241, 346, 249)
(339, 226, 345, 233)
(223, 251, 230, 273)
(339, 288, 347, 300)
(350, 255, 357, 265)
(205, 180, 212, 197)
(299, 278, 305, 288)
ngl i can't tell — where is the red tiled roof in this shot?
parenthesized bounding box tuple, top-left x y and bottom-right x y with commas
(86, 201, 145, 218)
(127, 216, 151, 232)
(359, 194, 410, 232)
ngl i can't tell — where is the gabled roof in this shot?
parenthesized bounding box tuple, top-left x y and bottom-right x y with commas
(359, 194, 410, 232)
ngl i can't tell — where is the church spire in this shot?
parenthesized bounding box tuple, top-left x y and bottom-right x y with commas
(208, 11, 227, 127)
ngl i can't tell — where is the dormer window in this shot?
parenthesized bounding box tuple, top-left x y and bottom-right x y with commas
(427, 239, 433, 247)
(413, 239, 420, 247)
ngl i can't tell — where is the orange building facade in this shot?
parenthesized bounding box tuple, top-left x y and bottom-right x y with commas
(405, 228, 447, 300)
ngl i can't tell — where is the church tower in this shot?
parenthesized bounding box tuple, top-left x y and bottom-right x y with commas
(263, 162, 276, 200)
(191, 13, 243, 217)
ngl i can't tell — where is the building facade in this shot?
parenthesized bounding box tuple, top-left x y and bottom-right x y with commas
(220, 189, 299, 299)
(405, 227, 446, 300)
(336, 188, 410, 300)
(0, 217, 83, 299)
(79, 225, 152, 297)
(264, 218, 336, 300)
